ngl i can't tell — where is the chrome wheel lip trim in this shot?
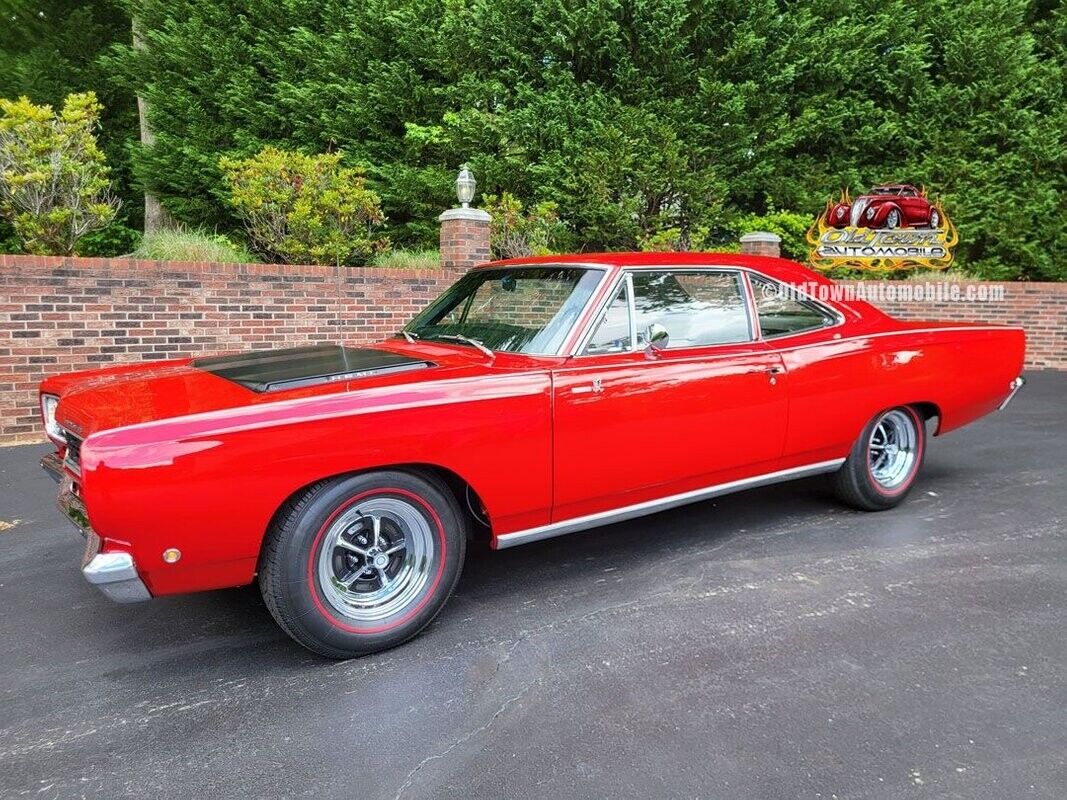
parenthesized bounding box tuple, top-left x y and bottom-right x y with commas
(316, 497, 435, 623)
(868, 409, 918, 490)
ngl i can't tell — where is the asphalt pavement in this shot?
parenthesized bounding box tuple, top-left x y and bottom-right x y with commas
(0, 372, 1063, 799)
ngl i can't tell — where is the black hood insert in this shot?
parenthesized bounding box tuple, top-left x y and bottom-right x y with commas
(194, 345, 431, 392)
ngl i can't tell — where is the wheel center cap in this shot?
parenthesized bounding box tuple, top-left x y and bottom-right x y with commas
(885, 443, 899, 455)
(372, 553, 389, 569)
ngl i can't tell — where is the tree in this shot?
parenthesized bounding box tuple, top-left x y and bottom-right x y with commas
(104, 0, 1063, 278)
(0, 92, 120, 254)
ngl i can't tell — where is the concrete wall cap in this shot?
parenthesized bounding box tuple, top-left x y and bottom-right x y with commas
(438, 207, 491, 222)
(739, 231, 782, 244)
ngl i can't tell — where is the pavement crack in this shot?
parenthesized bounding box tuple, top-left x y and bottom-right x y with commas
(392, 684, 531, 800)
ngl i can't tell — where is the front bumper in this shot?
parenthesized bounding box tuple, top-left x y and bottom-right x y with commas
(41, 453, 151, 603)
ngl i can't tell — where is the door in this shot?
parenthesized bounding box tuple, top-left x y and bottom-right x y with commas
(551, 268, 788, 523)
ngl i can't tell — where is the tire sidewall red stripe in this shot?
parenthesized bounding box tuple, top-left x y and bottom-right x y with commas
(867, 407, 925, 497)
(304, 487, 447, 635)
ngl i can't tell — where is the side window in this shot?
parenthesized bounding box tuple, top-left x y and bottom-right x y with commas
(584, 280, 633, 354)
(749, 275, 836, 337)
(631, 270, 751, 348)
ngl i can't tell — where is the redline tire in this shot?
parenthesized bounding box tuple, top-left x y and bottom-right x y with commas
(259, 470, 466, 659)
(831, 406, 926, 511)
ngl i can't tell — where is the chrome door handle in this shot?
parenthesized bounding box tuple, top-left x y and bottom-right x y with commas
(571, 378, 604, 395)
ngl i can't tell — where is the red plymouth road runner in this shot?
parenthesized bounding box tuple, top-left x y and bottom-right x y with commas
(38, 252, 1026, 658)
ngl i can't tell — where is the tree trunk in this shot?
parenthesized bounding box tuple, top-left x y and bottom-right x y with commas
(133, 16, 175, 234)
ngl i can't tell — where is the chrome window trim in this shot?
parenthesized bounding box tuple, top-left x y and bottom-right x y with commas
(625, 272, 637, 351)
(493, 458, 846, 549)
(571, 266, 757, 357)
(570, 270, 629, 356)
(744, 270, 845, 341)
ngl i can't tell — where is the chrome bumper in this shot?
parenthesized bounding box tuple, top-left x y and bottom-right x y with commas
(998, 376, 1025, 411)
(41, 454, 151, 603)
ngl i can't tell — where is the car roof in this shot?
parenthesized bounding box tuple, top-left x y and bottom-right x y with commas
(478, 251, 838, 288)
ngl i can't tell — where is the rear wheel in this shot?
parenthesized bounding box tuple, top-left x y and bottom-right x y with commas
(831, 406, 926, 511)
(259, 470, 466, 659)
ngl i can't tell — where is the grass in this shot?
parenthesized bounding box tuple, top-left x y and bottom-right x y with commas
(369, 248, 441, 270)
(126, 227, 257, 263)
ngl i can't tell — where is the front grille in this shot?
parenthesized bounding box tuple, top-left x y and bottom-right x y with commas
(64, 430, 83, 474)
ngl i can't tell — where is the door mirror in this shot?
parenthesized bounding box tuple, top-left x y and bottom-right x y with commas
(647, 323, 670, 351)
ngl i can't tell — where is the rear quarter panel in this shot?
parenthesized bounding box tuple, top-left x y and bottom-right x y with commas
(78, 372, 552, 596)
(778, 324, 1026, 466)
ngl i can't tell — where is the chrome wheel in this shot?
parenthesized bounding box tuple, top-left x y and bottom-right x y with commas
(885, 209, 901, 229)
(316, 496, 436, 623)
(868, 409, 918, 490)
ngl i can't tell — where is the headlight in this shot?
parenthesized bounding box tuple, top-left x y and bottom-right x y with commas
(835, 207, 845, 218)
(866, 207, 875, 220)
(40, 394, 63, 442)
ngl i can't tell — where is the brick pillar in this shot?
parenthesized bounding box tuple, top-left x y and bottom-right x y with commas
(739, 231, 782, 258)
(439, 207, 491, 270)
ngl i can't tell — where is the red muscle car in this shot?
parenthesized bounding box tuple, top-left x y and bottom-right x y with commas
(829, 184, 941, 229)
(38, 253, 1025, 658)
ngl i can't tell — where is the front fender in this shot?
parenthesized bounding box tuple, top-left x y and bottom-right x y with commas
(79, 372, 553, 596)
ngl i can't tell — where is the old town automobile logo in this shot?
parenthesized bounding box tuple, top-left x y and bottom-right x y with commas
(807, 183, 959, 272)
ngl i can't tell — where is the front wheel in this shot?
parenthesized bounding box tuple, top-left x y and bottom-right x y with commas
(259, 470, 466, 659)
(831, 406, 926, 511)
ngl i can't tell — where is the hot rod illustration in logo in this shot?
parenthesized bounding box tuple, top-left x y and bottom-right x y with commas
(828, 184, 940, 230)
(808, 184, 958, 272)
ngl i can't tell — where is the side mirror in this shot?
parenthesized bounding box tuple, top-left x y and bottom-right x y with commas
(646, 323, 669, 352)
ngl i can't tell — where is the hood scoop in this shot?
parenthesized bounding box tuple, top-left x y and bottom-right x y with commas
(194, 345, 430, 392)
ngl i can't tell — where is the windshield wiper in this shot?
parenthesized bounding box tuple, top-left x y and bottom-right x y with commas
(434, 334, 495, 359)
(397, 330, 419, 343)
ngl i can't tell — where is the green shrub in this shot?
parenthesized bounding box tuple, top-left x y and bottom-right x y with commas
(76, 221, 141, 257)
(369, 248, 440, 270)
(127, 227, 257, 263)
(220, 147, 386, 266)
(0, 92, 119, 255)
(483, 192, 566, 259)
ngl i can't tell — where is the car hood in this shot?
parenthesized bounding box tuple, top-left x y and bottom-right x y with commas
(46, 343, 486, 439)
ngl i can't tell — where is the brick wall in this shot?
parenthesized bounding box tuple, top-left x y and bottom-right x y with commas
(1, 254, 1064, 444)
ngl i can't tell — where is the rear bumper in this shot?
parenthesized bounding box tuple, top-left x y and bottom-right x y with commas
(998, 376, 1025, 411)
(41, 454, 151, 603)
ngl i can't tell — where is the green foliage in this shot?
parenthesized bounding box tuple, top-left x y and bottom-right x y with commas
(127, 226, 257, 263)
(36, 0, 1057, 280)
(369, 248, 441, 270)
(219, 147, 386, 266)
(76, 222, 142, 257)
(0, 92, 120, 255)
(0, 0, 139, 241)
(483, 192, 567, 259)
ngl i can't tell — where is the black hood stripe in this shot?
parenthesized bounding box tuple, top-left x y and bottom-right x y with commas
(194, 345, 430, 392)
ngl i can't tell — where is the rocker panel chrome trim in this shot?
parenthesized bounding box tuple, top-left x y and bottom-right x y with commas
(493, 458, 846, 549)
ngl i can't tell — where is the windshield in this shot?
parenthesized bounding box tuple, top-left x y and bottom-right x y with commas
(404, 266, 604, 355)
